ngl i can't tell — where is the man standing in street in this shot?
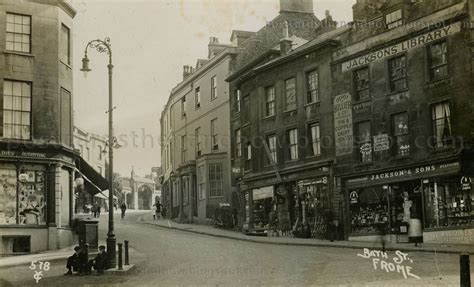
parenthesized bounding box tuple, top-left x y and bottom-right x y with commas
(153, 200, 161, 220)
(120, 202, 127, 219)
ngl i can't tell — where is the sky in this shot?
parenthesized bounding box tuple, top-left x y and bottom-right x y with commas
(70, 0, 356, 177)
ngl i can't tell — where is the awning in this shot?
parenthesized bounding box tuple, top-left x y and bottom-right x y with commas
(75, 156, 109, 196)
(94, 190, 118, 200)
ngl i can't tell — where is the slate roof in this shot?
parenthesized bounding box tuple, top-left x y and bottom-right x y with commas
(231, 11, 321, 75)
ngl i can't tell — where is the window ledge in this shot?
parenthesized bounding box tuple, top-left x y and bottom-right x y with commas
(386, 88, 409, 97)
(263, 115, 276, 120)
(425, 77, 451, 87)
(285, 159, 299, 163)
(390, 155, 411, 162)
(3, 50, 34, 57)
(304, 102, 320, 108)
(209, 196, 224, 199)
(306, 155, 322, 160)
(353, 98, 372, 105)
(283, 108, 298, 114)
(430, 146, 455, 155)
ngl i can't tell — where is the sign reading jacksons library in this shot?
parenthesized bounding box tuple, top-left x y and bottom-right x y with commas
(334, 93, 353, 156)
(342, 24, 461, 72)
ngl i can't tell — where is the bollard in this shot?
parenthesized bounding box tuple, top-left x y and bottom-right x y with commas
(118, 243, 123, 271)
(84, 243, 89, 262)
(124, 240, 129, 265)
(460, 253, 471, 287)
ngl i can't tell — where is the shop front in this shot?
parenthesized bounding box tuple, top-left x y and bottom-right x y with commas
(343, 161, 473, 244)
(241, 166, 334, 239)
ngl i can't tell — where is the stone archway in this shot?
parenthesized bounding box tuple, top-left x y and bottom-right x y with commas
(138, 184, 153, 210)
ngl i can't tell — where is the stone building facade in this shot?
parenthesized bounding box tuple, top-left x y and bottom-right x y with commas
(160, 39, 236, 223)
(0, 0, 78, 254)
(332, 0, 474, 244)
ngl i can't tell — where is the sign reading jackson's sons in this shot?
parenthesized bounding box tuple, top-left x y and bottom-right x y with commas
(342, 23, 461, 72)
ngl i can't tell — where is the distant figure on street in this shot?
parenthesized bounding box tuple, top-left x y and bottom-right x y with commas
(120, 202, 127, 219)
(86, 245, 108, 275)
(64, 246, 87, 275)
(92, 203, 98, 218)
(96, 203, 101, 217)
(153, 200, 162, 220)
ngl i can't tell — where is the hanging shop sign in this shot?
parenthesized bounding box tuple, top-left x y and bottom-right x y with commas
(461, 177, 472, 191)
(0, 151, 48, 159)
(350, 190, 358, 204)
(347, 162, 460, 185)
(341, 24, 461, 72)
(334, 93, 353, 156)
(298, 177, 328, 186)
(373, 134, 390, 152)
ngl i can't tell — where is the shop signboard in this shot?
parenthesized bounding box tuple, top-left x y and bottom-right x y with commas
(373, 134, 389, 152)
(253, 186, 273, 200)
(341, 24, 461, 72)
(346, 162, 461, 185)
(334, 93, 353, 156)
(0, 151, 48, 159)
(461, 177, 472, 191)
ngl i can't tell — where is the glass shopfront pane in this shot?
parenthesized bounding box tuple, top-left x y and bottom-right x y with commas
(18, 168, 46, 225)
(423, 177, 473, 229)
(0, 166, 18, 224)
(350, 186, 389, 234)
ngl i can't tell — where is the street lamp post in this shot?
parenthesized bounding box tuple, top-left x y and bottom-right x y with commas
(80, 37, 116, 269)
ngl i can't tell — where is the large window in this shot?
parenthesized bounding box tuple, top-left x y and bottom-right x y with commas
(211, 76, 217, 100)
(209, 163, 223, 198)
(2, 80, 31, 140)
(198, 165, 205, 200)
(181, 97, 186, 117)
(423, 177, 473, 229)
(288, 128, 298, 160)
(429, 41, 448, 81)
(181, 134, 186, 163)
(0, 165, 46, 225)
(385, 9, 403, 29)
(6, 13, 31, 53)
(392, 112, 410, 156)
(235, 129, 241, 158)
(242, 96, 250, 123)
(309, 123, 321, 157)
(307, 70, 319, 103)
(354, 67, 370, 101)
(432, 102, 452, 148)
(211, 118, 218, 150)
(195, 127, 201, 157)
(235, 89, 241, 113)
(356, 121, 372, 162)
(60, 88, 72, 146)
(245, 141, 252, 171)
(195, 87, 201, 109)
(266, 134, 277, 164)
(60, 24, 71, 65)
(285, 78, 296, 110)
(265, 86, 276, 117)
(389, 56, 407, 92)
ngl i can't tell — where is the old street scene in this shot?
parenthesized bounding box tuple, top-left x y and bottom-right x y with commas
(0, 0, 474, 286)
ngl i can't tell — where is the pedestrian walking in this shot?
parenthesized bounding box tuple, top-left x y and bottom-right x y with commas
(153, 200, 162, 220)
(120, 202, 127, 219)
(91, 204, 97, 218)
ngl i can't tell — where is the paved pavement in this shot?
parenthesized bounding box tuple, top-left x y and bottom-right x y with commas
(0, 211, 472, 286)
(140, 214, 474, 255)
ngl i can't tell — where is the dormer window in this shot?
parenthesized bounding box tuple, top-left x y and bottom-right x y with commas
(385, 9, 403, 29)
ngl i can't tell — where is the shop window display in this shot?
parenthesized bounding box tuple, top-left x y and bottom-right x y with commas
(423, 177, 473, 229)
(0, 167, 17, 224)
(350, 187, 389, 234)
(0, 166, 46, 225)
(298, 183, 330, 238)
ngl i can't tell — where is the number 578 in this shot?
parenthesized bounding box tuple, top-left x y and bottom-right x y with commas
(29, 261, 50, 271)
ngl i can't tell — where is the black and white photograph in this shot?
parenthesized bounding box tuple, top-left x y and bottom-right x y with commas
(0, 0, 473, 286)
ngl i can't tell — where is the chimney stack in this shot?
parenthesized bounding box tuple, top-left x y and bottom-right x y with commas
(352, 0, 386, 23)
(183, 65, 194, 80)
(279, 21, 293, 56)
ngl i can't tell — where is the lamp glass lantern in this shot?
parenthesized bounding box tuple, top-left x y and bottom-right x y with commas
(80, 56, 92, 78)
